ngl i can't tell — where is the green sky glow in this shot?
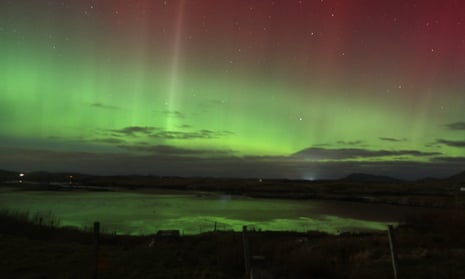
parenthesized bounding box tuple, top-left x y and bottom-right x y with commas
(1, 1, 464, 178)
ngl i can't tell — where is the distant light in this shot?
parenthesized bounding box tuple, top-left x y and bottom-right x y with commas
(304, 175, 316, 181)
(19, 173, 25, 177)
(67, 175, 73, 185)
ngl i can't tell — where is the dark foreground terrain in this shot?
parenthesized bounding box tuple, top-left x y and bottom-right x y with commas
(1, 209, 465, 279)
(1, 170, 465, 278)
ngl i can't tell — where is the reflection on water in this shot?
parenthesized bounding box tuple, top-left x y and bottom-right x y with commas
(0, 189, 435, 235)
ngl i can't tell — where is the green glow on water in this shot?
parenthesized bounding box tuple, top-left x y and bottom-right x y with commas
(0, 190, 395, 235)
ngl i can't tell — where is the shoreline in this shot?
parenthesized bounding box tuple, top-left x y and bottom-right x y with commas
(2, 181, 461, 209)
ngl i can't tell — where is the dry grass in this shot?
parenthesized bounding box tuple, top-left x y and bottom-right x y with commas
(1, 209, 465, 278)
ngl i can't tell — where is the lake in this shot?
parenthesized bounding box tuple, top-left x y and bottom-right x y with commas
(0, 188, 439, 235)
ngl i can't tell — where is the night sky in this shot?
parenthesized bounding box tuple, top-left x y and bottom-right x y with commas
(1, 0, 464, 179)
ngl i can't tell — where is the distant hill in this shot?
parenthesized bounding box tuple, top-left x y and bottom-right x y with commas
(446, 170, 465, 182)
(416, 177, 440, 183)
(341, 173, 402, 183)
(0, 170, 95, 184)
(0, 169, 16, 175)
(0, 169, 18, 181)
(25, 171, 93, 183)
(4, 168, 464, 184)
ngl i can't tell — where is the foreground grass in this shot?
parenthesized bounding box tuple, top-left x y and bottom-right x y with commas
(1, 210, 465, 278)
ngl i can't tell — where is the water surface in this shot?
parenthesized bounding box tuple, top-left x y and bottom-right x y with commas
(0, 189, 435, 235)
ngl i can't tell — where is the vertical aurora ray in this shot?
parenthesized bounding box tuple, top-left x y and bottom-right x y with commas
(166, 0, 186, 130)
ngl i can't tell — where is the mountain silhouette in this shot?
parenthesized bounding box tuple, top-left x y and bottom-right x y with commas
(446, 170, 465, 182)
(0, 169, 19, 181)
(341, 173, 402, 183)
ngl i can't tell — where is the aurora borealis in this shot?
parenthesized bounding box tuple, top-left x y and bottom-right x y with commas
(1, 0, 464, 179)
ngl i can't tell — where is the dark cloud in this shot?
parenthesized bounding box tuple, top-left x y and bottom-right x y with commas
(292, 147, 441, 160)
(118, 144, 235, 157)
(425, 142, 442, 148)
(313, 141, 365, 148)
(47, 135, 127, 146)
(150, 129, 233, 140)
(111, 126, 160, 136)
(436, 139, 465, 148)
(90, 103, 120, 110)
(431, 156, 465, 163)
(102, 126, 233, 141)
(335, 140, 365, 146)
(379, 137, 406, 142)
(445, 122, 465, 131)
(154, 110, 185, 118)
(178, 124, 192, 129)
(93, 138, 126, 144)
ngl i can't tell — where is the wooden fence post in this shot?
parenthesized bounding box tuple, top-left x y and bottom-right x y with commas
(387, 225, 399, 279)
(93, 222, 100, 279)
(242, 226, 251, 278)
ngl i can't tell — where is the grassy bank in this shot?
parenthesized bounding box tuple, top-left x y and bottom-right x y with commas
(1, 209, 465, 278)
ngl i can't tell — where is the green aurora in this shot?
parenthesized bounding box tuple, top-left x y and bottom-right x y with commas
(1, 1, 464, 179)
